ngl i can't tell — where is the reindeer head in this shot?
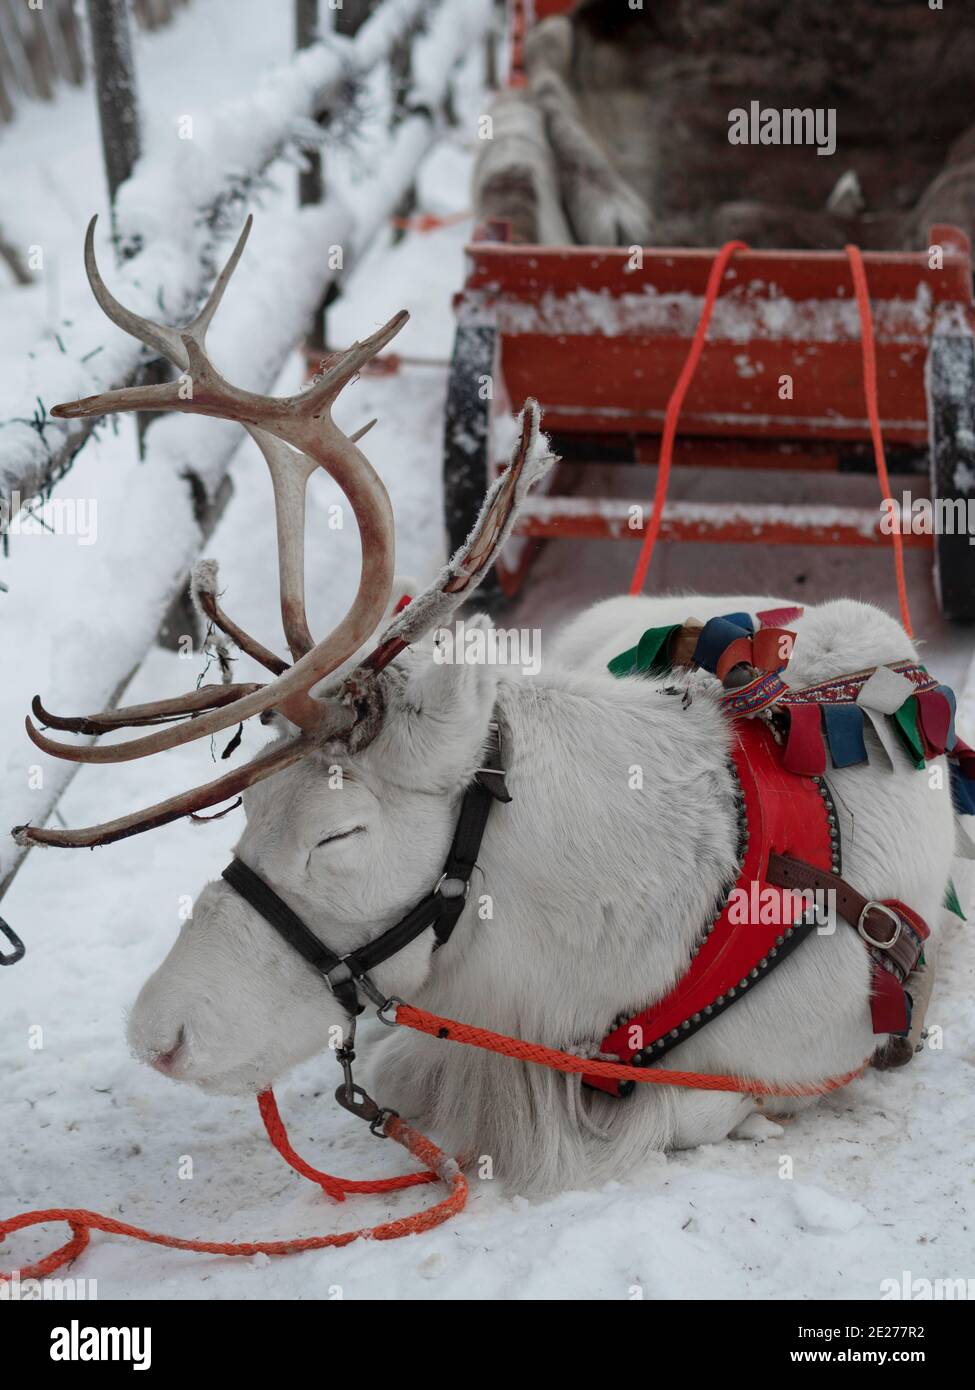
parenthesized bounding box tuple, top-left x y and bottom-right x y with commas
(129, 635, 502, 1092)
(13, 217, 552, 1091)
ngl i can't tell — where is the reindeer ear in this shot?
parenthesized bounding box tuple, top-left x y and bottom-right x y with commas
(368, 616, 499, 791)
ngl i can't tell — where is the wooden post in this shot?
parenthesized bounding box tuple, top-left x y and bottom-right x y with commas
(296, 0, 323, 209)
(307, 0, 376, 354)
(389, 23, 417, 246)
(334, 0, 374, 38)
(86, 0, 142, 242)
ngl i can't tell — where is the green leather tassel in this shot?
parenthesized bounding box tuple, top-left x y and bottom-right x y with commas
(893, 695, 926, 769)
(608, 623, 682, 679)
(944, 878, 967, 921)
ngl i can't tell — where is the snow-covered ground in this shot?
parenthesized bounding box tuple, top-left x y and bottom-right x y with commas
(2, 0, 974, 1301)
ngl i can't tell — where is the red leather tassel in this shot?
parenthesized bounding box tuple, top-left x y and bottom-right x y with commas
(953, 737, 975, 778)
(752, 627, 795, 673)
(716, 637, 754, 682)
(870, 963, 909, 1035)
(755, 605, 804, 627)
(915, 689, 952, 757)
(783, 703, 827, 775)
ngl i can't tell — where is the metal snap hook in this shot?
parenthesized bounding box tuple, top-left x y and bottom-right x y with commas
(0, 917, 25, 966)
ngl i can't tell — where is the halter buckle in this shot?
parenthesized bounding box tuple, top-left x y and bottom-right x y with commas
(857, 901, 902, 950)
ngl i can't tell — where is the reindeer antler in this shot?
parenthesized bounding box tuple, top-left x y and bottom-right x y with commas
(14, 218, 555, 850)
(25, 215, 401, 764)
(16, 217, 401, 845)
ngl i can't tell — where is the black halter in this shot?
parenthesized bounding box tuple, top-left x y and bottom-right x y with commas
(221, 723, 510, 1015)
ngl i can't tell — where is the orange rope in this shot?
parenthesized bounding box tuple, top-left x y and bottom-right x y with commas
(845, 244, 914, 637)
(629, 240, 748, 595)
(396, 1003, 866, 1098)
(389, 209, 471, 233)
(0, 1097, 463, 1282)
(628, 240, 914, 638)
(0, 1000, 865, 1280)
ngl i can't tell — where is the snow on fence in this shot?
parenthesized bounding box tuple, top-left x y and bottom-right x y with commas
(0, 0, 494, 900)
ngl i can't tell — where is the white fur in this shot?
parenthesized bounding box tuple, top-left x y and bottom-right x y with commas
(128, 597, 954, 1193)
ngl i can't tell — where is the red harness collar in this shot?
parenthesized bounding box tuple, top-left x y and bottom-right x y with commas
(584, 719, 929, 1097)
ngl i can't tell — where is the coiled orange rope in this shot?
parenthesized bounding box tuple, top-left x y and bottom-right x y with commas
(0, 1095, 464, 1283)
(0, 999, 865, 1281)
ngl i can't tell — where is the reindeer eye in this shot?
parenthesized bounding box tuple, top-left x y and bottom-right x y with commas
(314, 826, 365, 849)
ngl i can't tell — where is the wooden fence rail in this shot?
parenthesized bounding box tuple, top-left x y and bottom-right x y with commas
(0, 0, 496, 903)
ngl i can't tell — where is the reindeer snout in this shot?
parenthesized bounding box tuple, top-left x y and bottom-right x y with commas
(150, 1027, 186, 1075)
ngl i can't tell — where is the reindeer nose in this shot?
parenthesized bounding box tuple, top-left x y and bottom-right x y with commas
(151, 1027, 186, 1075)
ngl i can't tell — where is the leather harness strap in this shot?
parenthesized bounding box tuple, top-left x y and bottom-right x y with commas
(222, 722, 509, 1016)
(220, 680, 932, 1096)
(584, 718, 839, 1096)
(766, 854, 929, 982)
(585, 717, 933, 1097)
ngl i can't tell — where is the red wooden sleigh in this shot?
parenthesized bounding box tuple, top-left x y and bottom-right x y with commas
(442, 1, 975, 618)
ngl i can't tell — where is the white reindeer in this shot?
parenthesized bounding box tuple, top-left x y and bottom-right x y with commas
(123, 595, 952, 1192)
(18, 225, 954, 1195)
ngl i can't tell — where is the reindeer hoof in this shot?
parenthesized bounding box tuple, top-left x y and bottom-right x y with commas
(871, 1036, 916, 1070)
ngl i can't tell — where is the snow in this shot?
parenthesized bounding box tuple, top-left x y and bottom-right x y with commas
(0, 0, 450, 506)
(2, 0, 975, 1303)
(460, 279, 943, 346)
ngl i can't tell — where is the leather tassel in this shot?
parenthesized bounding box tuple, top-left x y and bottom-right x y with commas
(915, 687, 954, 756)
(755, 604, 804, 627)
(950, 759, 975, 817)
(893, 696, 926, 769)
(693, 616, 753, 676)
(751, 626, 796, 674)
(608, 622, 682, 678)
(859, 706, 899, 772)
(823, 703, 868, 768)
(784, 703, 827, 775)
(870, 963, 910, 1035)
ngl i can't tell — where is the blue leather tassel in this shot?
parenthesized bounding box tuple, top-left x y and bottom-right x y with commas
(823, 702, 868, 768)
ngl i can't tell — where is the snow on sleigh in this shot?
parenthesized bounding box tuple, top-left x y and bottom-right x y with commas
(443, 0, 975, 618)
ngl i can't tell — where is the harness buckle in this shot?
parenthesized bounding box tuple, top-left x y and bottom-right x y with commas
(857, 901, 903, 951)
